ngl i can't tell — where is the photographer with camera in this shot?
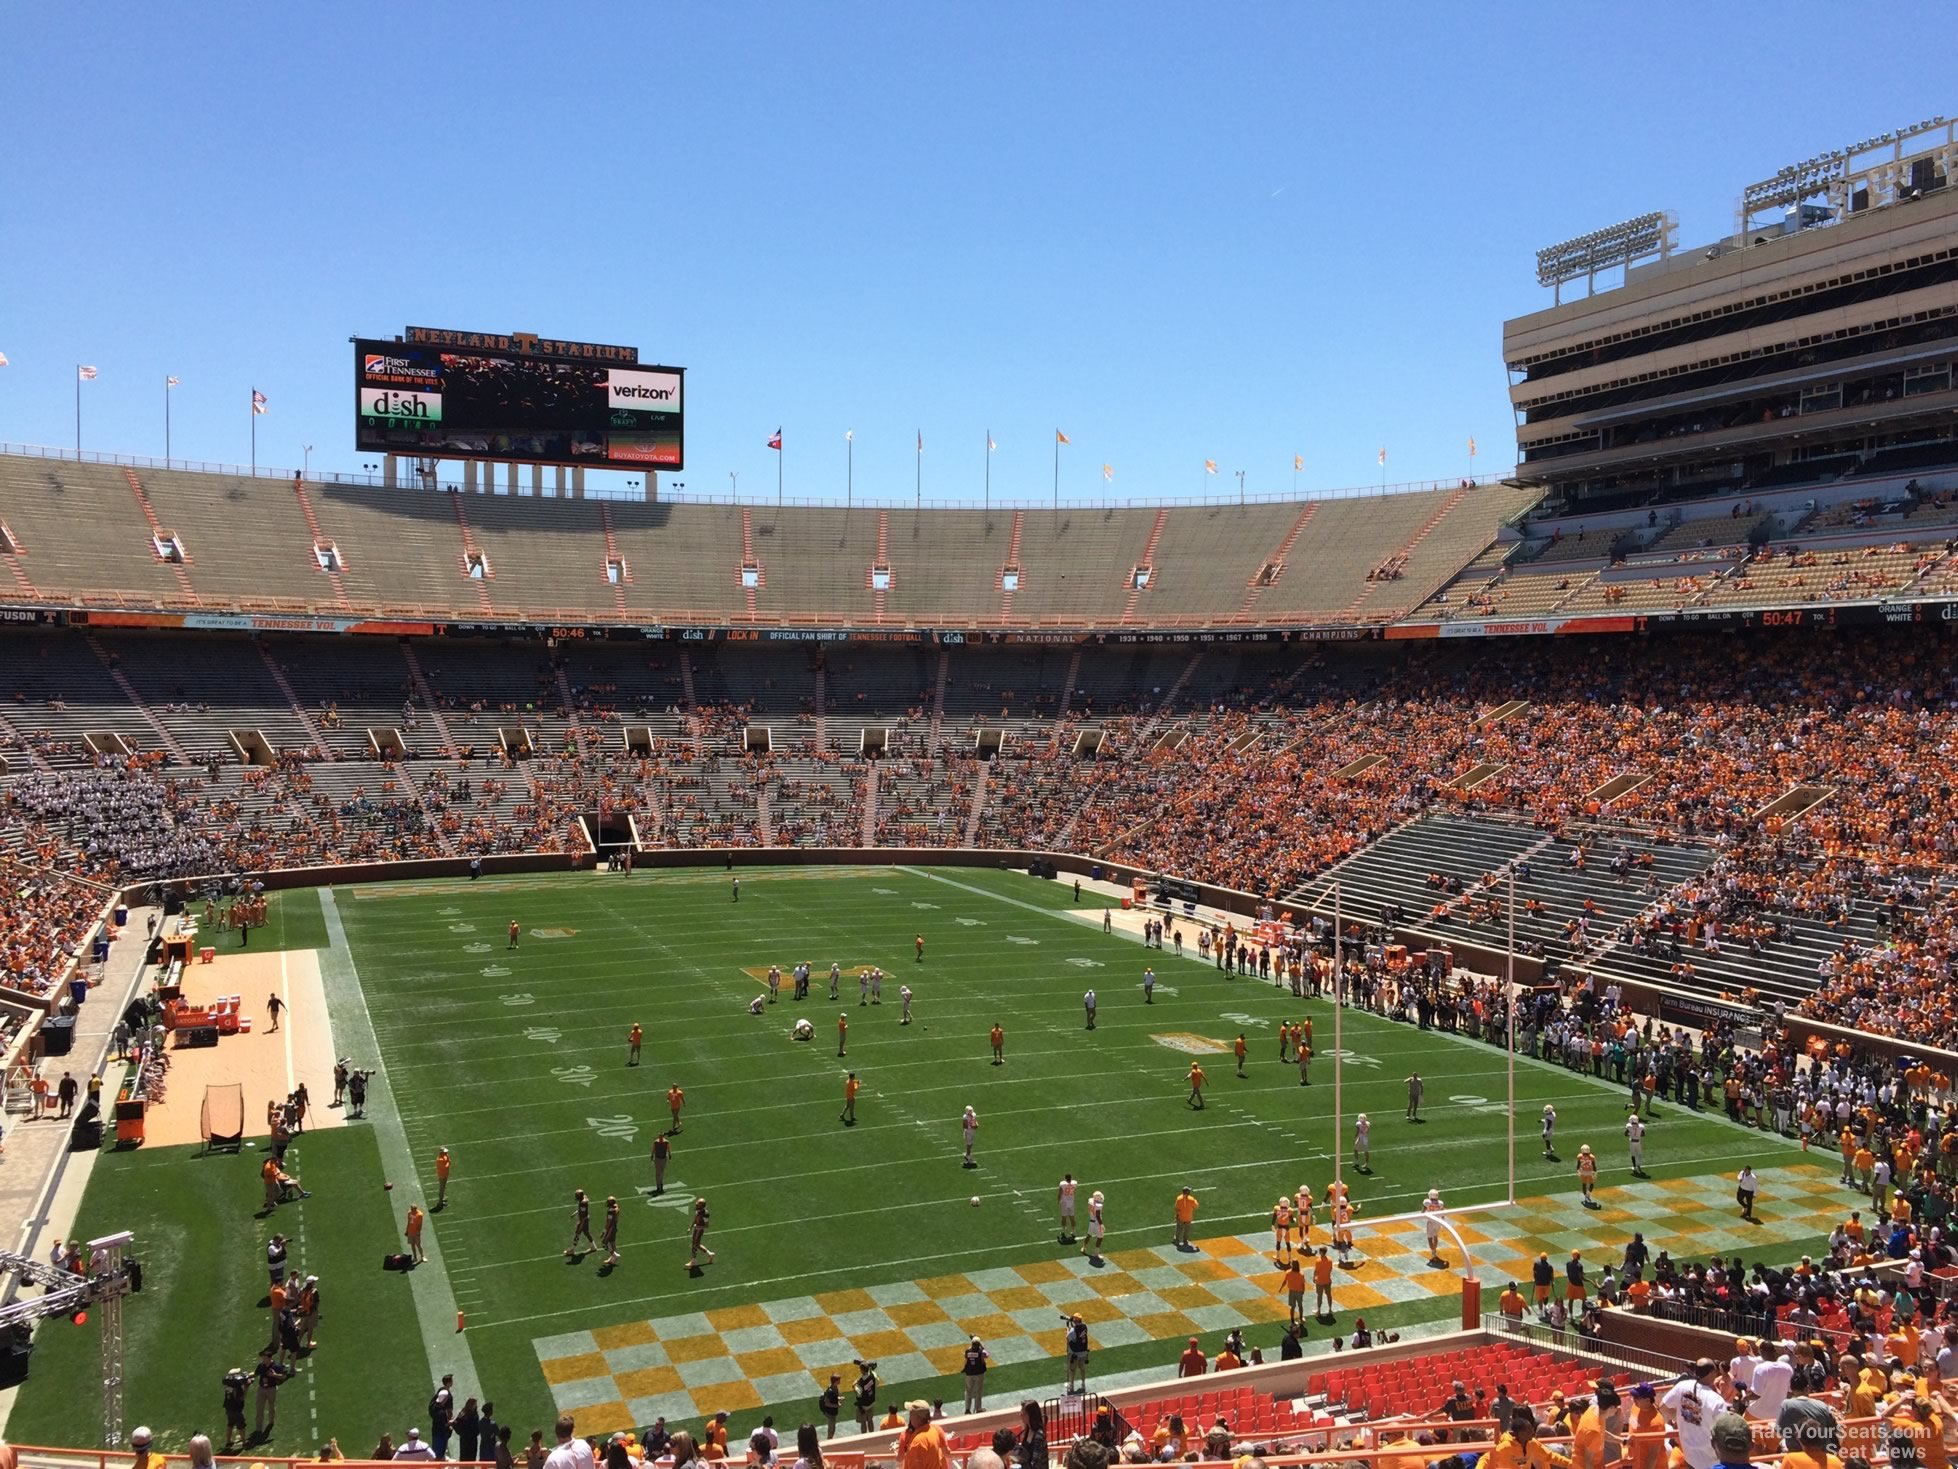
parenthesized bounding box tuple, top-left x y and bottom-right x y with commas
(853, 1360, 880, 1433)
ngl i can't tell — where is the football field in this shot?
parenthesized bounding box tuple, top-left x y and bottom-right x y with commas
(11, 864, 1843, 1450)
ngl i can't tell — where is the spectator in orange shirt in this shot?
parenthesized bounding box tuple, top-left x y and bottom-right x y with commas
(1172, 1187, 1199, 1250)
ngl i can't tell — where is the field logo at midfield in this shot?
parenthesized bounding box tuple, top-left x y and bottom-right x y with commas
(1152, 1032, 1230, 1055)
(529, 927, 579, 939)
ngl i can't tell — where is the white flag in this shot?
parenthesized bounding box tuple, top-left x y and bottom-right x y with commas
(78, 365, 98, 380)
(167, 376, 181, 388)
(252, 389, 269, 415)
(0, 353, 10, 368)
(845, 429, 853, 442)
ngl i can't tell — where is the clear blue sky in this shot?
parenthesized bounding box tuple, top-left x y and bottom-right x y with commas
(2, 4, 1948, 505)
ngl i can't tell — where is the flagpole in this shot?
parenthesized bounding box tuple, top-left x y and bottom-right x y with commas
(984, 429, 990, 514)
(915, 433, 922, 511)
(847, 432, 853, 515)
(164, 378, 171, 464)
(1052, 435, 1059, 515)
(778, 434, 784, 511)
(251, 388, 257, 475)
(75, 367, 81, 455)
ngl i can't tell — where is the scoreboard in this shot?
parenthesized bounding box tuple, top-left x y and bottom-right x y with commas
(354, 328, 683, 470)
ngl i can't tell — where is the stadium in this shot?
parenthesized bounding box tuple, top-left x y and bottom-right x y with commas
(2, 21, 1956, 1469)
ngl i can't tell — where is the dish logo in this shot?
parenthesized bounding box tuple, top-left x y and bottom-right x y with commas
(363, 389, 442, 424)
(606, 370, 682, 411)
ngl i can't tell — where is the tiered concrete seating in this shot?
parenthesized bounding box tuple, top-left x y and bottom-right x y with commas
(0, 458, 188, 604)
(1521, 526, 1625, 564)
(882, 509, 1029, 624)
(308, 485, 474, 615)
(1470, 570, 1595, 618)
(607, 502, 746, 623)
(96, 632, 316, 758)
(0, 629, 150, 763)
(263, 635, 421, 757)
(1253, 493, 1446, 618)
(1410, 542, 1515, 620)
(1555, 570, 1724, 614)
(460, 496, 618, 616)
(1645, 510, 1772, 554)
(1343, 483, 1540, 622)
(1281, 812, 1710, 974)
(1696, 543, 1934, 605)
(1143, 503, 1302, 619)
(1008, 508, 1158, 623)
(139, 469, 326, 609)
(748, 508, 875, 623)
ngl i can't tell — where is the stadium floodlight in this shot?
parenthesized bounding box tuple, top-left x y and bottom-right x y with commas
(1533, 210, 1677, 301)
(1740, 115, 1952, 228)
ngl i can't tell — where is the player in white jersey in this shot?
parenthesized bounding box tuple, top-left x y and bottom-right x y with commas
(1625, 1114, 1647, 1176)
(1421, 1188, 1446, 1267)
(1084, 1191, 1106, 1260)
(1056, 1173, 1078, 1243)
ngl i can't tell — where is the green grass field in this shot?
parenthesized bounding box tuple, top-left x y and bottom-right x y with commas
(12, 864, 1821, 1452)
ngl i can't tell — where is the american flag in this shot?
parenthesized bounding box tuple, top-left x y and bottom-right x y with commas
(77, 365, 97, 381)
(252, 389, 269, 415)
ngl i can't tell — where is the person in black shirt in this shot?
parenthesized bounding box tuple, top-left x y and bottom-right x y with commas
(818, 1377, 842, 1440)
(222, 1367, 250, 1452)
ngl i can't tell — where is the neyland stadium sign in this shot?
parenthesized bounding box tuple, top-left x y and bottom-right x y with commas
(403, 327, 639, 364)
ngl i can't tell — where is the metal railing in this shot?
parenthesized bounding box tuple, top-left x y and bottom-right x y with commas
(0, 440, 1520, 510)
(1482, 1312, 1695, 1383)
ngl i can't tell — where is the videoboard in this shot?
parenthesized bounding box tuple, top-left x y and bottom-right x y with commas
(353, 329, 683, 469)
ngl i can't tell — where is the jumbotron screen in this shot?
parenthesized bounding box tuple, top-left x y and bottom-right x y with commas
(353, 339, 684, 469)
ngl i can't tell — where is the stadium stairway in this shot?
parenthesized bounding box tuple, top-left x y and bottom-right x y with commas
(1279, 813, 1712, 972)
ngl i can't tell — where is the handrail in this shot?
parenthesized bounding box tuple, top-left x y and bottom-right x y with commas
(0, 440, 1518, 509)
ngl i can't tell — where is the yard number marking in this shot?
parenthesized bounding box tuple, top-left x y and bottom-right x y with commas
(552, 1065, 597, 1088)
(587, 1114, 637, 1141)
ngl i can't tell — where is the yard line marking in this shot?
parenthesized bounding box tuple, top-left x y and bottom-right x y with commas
(318, 888, 481, 1399)
(280, 949, 295, 1096)
(902, 867, 1811, 1161)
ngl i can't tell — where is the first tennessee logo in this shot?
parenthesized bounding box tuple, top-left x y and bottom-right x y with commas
(365, 354, 439, 381)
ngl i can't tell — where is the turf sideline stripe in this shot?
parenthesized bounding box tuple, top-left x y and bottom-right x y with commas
(318, 888, 483, 1397)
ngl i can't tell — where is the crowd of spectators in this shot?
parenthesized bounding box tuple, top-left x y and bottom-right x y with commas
(9, 631, 1958, 1046)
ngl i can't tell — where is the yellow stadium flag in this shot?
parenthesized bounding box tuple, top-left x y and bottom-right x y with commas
(1293, 455, 1303, 472)
(1468, 435, 1478, 458)
(1102, 463, 1113, 481)
(1204, 459, 1217, 475)
(1055, 429, 1070, 445)
(1377, 447, 1387, 467)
